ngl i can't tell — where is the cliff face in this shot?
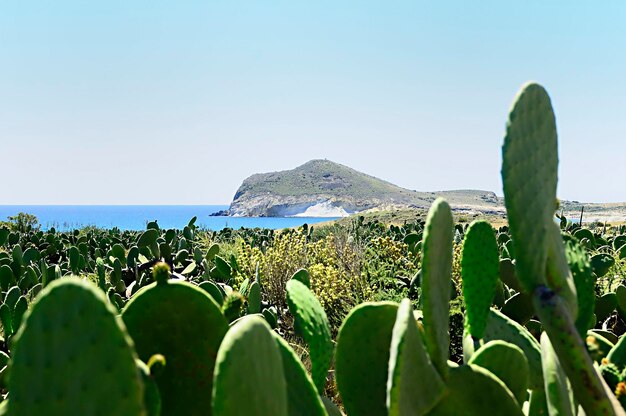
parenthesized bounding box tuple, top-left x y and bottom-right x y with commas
(223, 159, 502, 217)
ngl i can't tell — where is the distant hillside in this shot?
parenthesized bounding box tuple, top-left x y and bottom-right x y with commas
(220, 159, 503, 217)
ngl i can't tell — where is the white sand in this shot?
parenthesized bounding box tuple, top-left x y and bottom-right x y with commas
(292, 201, 350, 218)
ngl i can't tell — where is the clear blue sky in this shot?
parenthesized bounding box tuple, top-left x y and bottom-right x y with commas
(2, 1, 625, 204)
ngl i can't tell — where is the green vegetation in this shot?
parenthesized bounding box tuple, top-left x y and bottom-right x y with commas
(236, 159, 417, 199)
(227, 158, 501, 216)
(1, 82, 626, 414)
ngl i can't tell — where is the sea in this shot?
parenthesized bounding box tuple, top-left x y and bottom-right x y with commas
(0, 206, 338, 231)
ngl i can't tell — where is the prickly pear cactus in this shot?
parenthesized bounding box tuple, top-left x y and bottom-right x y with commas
(387, 299, 444, 415)
(501, 82, 557, 292)
(607, 336, 626, 369)
(291, 268, 311, 287)
(502, 82, 615, 415)
(468, 340, 529, 404)
(483, 308, 543, 390)
(461, 220, 499, 339)
(421, 198, 454, 378)
(545, 222, 578, 318)
(565, 240, 595, 336)
(540, 332, 576, 416)
(272, 332, 326, 416)
(122, 263, 228, 416)
(222, 291, 244, 322)
(335, 302, 398, 416)
(137, 359, 161, 416)
(427, 364, 524, 415)
(9, 278, 146, 415)
(286, 278, 333, 392)
(247, 281, 261, 314)
(534, 282, 614, 415)
(212, 315, 288, 416)
(199, 280, 224, 305)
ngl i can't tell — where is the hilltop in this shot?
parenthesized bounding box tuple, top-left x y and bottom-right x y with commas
(218, 159, 503, 217)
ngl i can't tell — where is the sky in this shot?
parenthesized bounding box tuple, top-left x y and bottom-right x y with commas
(1, 1, 625, 204)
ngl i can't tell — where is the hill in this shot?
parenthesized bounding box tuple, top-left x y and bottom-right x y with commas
(219, 159, 503, 217)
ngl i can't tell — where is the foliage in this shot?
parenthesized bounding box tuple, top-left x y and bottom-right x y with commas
(0, 213, 39, 233)
(2, 82, 626, 414)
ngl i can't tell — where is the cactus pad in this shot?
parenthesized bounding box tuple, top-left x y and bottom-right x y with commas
(540, 332, 576, 416)
(286, 279, 333, 392)
(199, 280, 224, 305)
(461, 220, 499, 339)
(468, 340, 529, 404)
(122, 276, 228, 415)
(9, 278, 145, 415)
(565, 240, 595, 335)
(501, 292, 534, 325)
(483, 308, 543, 389)
(421, 198, 454, 378)
(247, 281, 261, 314)
(387, 299, 445, 415)
(427, 364, 524, 415)
(335, 302, 398, 416)
(501, 82, 557, 292)
(272, 332, 326, 416)
(212, 316, 288, 416)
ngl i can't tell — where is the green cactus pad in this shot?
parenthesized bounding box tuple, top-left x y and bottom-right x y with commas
(272, 332, 326, 416)
(591, 253, 615, 278)
(427, 364, 524, 416)
(461, 220, 500, 339)
(0, 265, 13, 291)
(590, 329, 617, 345)
(291, 268, 311, 288)
(596, 292, 617, 323)
(483, 308, 543, 389)
(239, 278, 251, 297)
(607, 335, 626, 369)
(122, 279, 228, 416)
(137, 229, 159, 248)
(540, 332, 576, 416)
(469, 340, 529, 404)
(335, 302, 398, 416)
(262, 306, 278, 328)
(565, 241, 595, 335)
(222, 291, 244, 322)
(545, 222, 578, 318)
(286, 279, 333, 392)
(501, 82, 557, 292)
(199, 280, 224, 305)
(9, 278, 145, 416)
(137, 360, 161, 416)
(12, 296, 27, 332)
(528, 388, 549, 416)
(501, 292, 534, 325)
(0, 228, 8, 246)
(533, 286, 614, 415)
(212, 316, 288, 416)
(600, 363, 621, 392)
(5, 286, 20, 310)
(499, 258, 523, 292)
(206, 243, 220, 260)
(247, 281, 261, 314)
(0, 304, 12, 337)
(421, 198, 454, 378)
(387, 299, 445, 415)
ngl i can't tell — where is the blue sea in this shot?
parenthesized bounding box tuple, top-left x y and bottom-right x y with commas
(0, 206, 338, 231)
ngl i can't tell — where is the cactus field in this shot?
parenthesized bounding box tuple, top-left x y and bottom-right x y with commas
(2, 83, 626, 415)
